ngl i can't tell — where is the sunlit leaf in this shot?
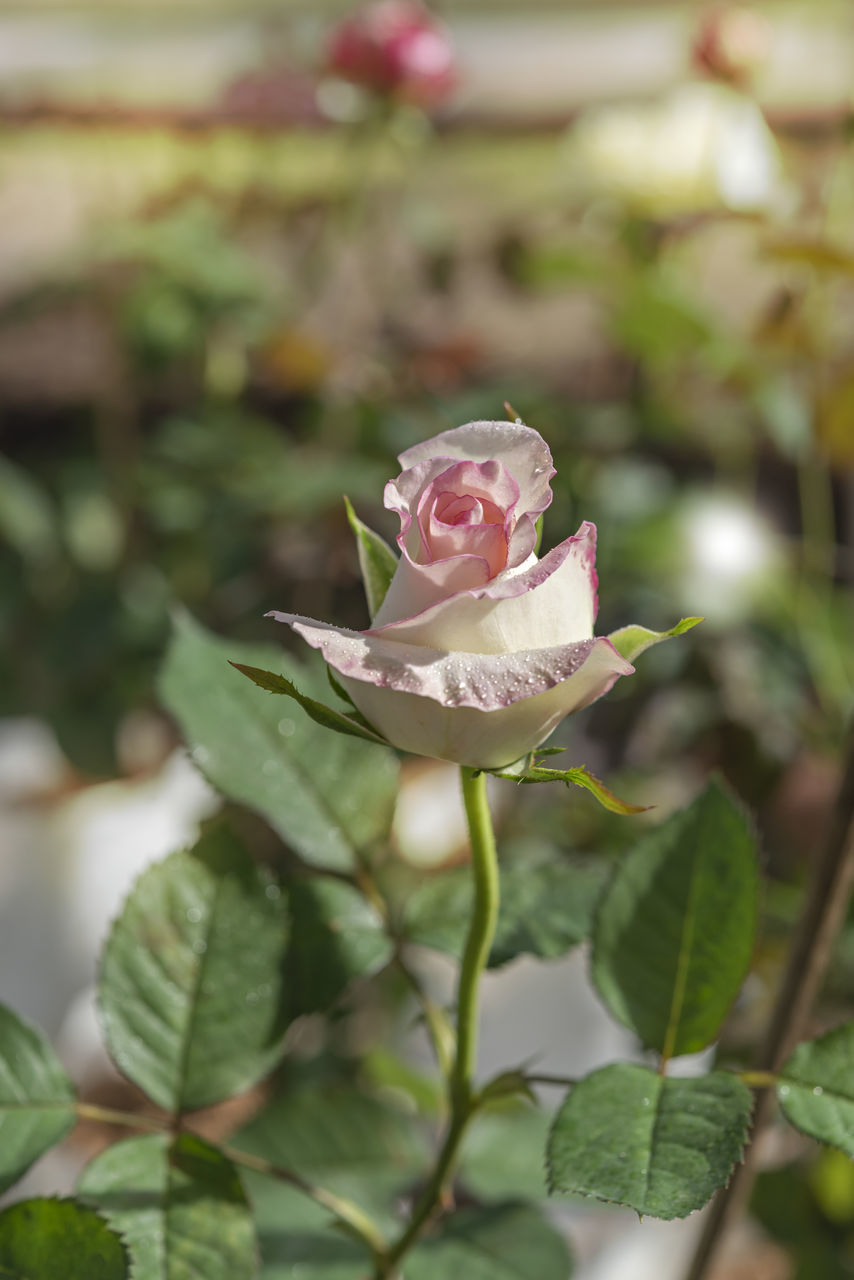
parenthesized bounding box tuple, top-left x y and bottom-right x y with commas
(99, 825, 290, 1112)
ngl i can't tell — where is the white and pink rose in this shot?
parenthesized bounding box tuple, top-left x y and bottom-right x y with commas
(268, 420, 661, 770)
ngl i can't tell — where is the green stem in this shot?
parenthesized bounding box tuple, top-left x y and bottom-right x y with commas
(453, 768, 501, 1111)
(380, 767, 500, 1276)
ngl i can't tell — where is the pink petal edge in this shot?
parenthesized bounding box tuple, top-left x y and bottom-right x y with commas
(266, 611, 633, 712)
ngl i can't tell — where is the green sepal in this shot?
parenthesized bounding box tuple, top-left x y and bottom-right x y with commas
(609, 617, 703, 663)
(478, 1069, 537, 1108)
(327, 665, 356, 706)
(492, 761, 649, 815)
(229, 662, 391, 747)
(344, 496, 398, 621)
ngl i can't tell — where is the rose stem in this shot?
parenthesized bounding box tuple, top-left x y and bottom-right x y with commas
(378, 766, 500, 1277)
(683, 716, 854, 1280)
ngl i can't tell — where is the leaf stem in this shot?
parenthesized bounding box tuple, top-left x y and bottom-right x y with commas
(219, 1143, 389, 1260)
(75, 1102, 166, 1134)
(74, 1102, 389, 1264)
(378, 767, 501, 1277)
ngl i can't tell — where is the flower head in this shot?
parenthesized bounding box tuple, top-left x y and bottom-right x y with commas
(325, 1, 456, 108)
(270, 421, 636, 770)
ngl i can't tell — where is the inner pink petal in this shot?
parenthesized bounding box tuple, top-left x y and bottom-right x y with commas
(415, 459, 519, 574)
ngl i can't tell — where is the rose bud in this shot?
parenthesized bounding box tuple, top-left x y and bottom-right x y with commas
(692, 5, 770, 87)
(269, 421, 640, 771)
(325, 1, 456, 107)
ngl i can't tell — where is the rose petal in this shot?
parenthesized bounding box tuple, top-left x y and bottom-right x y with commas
(266, 611, 633, 769)
(398, 420, 555, 525)
(267, 613, 632, 709)
(373, 521, 599, 649)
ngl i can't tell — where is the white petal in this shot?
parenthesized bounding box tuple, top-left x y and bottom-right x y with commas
(373, 522, 598, 652)
(266, 613, 632, 769)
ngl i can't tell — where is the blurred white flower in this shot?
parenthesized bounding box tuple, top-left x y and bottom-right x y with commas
(680, 493, 783, 621)
(570, 83, 782, 218)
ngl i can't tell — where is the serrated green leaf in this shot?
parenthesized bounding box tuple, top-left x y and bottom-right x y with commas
(778, 1021, 854, 1157)
(548, 1065, 752, 1220)
(0, 1005, 76, 1193)
(158, 611, 399, 870)
(344, 496, 398, 621)
(403, 853, 611, 968)
(285, 877, 393, 1019)
(593, 779, 758, 1060)
(608, 617, 703, 663)
(229, 663, 389, 746)
(405, 1202, 572, 1280)
(494, 763, 649, 815)
(0, 1199, 129, 1280)
(99, 825, 290, 1112)
(79, 1133, 256, 1280)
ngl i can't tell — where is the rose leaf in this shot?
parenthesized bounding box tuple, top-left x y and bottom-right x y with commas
(79, 1133, 256, 1280)
(0, 1199, 129, 1280)
(0, 1005, 76, 1193)
(592, 778, 758, 1060)
(99, 824, 291, 1112)
(547, 1064, 752, 1219)
(778, 1020, 854, 1157)
(159, 611, 399, 869)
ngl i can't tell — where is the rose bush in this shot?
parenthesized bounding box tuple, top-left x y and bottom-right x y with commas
(269, 420, 657, 770)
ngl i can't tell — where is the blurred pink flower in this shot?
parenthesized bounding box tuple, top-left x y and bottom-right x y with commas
(325, 1, 456, 107)
(693, 5, 770, 87)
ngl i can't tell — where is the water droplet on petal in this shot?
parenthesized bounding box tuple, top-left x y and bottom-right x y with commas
(186, 907, 202, 924)
(813, 1085, 824, 1097)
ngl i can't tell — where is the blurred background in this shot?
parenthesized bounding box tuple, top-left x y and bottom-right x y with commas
(1, 1, 853, 1277)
